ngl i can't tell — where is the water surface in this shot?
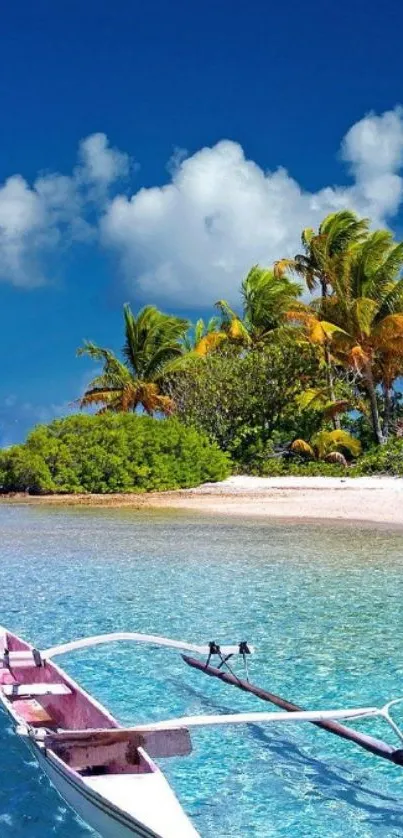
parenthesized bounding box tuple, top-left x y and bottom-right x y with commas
(1, 504, 403, 837)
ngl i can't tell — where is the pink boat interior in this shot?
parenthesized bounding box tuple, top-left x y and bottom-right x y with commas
(0, 629, 167, 778)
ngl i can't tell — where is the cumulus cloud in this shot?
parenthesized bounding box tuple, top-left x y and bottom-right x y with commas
(342, 107, 403, 177)
(77, 132, 130, 186)
(0, 175, 47, 287)
(2, 108, 403, 299)
(0, 133, 129, 287)
(102, 107, 403, 306)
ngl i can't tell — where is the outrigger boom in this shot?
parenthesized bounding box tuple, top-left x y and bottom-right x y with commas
(128, 704, 395, 731)
(3, 626, 403, 838)
(42, 701, 403, 756)
(182, 654, 403, 766)
(1, 632, 254, 667)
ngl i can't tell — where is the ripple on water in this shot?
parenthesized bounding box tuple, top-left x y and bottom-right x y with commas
(1, 505, 403, 837)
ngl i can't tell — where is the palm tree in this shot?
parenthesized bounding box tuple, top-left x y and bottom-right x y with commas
(241, 266, 301, 340)
(290, 231, 403, 443)
(214, 299, 251, 345)
(78, 304, 189, 415)
(184, 317, 227, 356)
(375, 347, 403, 438)
(291, 429, 361, 466)
(215, 265, 301, 346)
(276, 211, 370, 424)
(275, 210, 370, 298)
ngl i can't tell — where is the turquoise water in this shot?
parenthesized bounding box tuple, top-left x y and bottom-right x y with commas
(1, 506, 403, 837)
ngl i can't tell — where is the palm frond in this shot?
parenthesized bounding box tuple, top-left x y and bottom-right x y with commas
(78, 387, 124, 410)
(325, 451, 348, 466)
(290, 439, 315, 458)
(312, 429, 361, 458)
(194, 331, 227, 356)
(273, 258, 295, 278)
(296, 388, 349, 418)
(78, 303, 190, 416)
(301, 227, 315, 249)
(242, 265, 302, 336)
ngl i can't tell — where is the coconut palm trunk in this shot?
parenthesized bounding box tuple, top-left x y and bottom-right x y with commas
(382, 383, 393, 440)
(363, 364, 385, 445)
(323, 342, 341, 430)
(321, 278, 340, 431)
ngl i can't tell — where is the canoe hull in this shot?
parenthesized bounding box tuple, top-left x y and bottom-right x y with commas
(32, 743, 156, 838)
(1, 627, 199, 838)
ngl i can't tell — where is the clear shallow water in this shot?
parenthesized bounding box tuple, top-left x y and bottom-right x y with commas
(1, 506, 403, 837)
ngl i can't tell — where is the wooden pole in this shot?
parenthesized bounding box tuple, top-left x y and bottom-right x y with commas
(182, 655, 403, 766)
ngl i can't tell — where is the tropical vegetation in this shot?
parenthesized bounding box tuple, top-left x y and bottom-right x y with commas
(0, 415, 230, 494)
(166, 335, 326, 467)
(77, 304, 189, 415)
(290, 430, 361, 467)
(3, 207, 403, 493)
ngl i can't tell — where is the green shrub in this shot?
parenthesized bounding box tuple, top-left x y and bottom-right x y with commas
(286, 461, 346, 476)
(0, 414, 231, 494)
(0, 448, 54, 493)
(248, 457, 346, 477)
(351, 438, 403, 476)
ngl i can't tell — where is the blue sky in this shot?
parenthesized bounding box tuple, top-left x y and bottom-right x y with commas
(1, 0, 403, 443)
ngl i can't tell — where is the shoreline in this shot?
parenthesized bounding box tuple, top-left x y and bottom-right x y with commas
(1, 476, 403, 528)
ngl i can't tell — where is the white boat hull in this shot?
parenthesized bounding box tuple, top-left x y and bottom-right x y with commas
(33, 746, 152, 838)
(0, 626, 198, 838)
(29, 739, 198, 838)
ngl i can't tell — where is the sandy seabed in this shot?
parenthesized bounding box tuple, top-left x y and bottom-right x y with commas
(2, 476, 403, 528)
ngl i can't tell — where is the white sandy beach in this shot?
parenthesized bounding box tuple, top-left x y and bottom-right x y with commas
(179, 475, 403, 526)
(3, 476, 403, 527)
(148, 474, 394, 527)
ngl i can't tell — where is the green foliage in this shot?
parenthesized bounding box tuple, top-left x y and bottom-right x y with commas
(78, 303, 189, 415)
(7, 208, 403, 487)
(241, 266, 301, 340)
(237, 443, 346, 476)
(167, 335, 327, 465)
(0, 448, 54, 494)
(351, 438, 403, 476)
(256, 459, 346, 477)
(291, 429, 361, 463)
(0, 415, 230, 494)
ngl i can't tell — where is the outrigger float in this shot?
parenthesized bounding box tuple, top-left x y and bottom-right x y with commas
(1, 627, 403, 837)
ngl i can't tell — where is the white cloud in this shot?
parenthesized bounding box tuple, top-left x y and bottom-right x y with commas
(0, 133, 129, 287)
(77, 132, 130, 186)
(342, 107, 403, 177)
(102, 107, 403, 306)
(0, 175, 47, 287)
(2, 108, 403, 298)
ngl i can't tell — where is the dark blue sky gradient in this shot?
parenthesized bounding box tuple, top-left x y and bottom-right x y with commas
(1, 0, 402, 442)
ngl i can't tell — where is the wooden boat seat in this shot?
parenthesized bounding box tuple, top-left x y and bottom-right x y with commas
(12, 699, 56, 727)
(0, 632, 7, 655)
(1, 650, 42, 669)
(44, 727, 192, 767)
(2, 683, 71, 698)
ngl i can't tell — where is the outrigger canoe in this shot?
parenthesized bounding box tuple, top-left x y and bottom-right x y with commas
(2, 626, 403, 838)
